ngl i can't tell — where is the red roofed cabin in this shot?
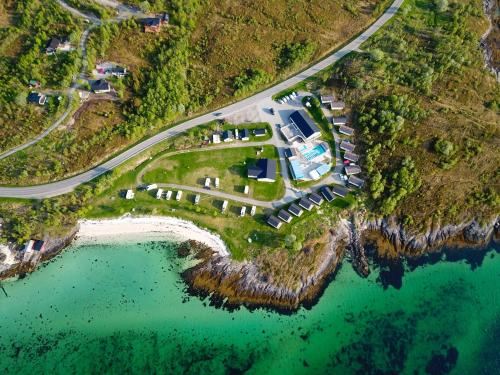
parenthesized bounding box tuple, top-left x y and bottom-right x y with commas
(141, 13, 169, 33)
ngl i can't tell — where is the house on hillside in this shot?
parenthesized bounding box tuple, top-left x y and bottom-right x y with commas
(27, 92, 46, 105)
(247, 158, 277, 182)
(140, 14, 169, 33)
(111, 66, 127, 78)
(46, 37, 72, 54)
(91, 79, 111, 94)
(340, 140, 356, 152)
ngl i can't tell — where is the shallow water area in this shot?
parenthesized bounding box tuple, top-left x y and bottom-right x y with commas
(0, 239, 499, 374)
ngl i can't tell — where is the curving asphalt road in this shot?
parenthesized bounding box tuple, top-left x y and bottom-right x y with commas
(0, 0, 403, 199)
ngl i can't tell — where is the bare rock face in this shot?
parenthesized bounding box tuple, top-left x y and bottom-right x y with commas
(363, 217, 498, 255)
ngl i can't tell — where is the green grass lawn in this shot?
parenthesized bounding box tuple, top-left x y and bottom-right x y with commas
(141, 145, 285, 202)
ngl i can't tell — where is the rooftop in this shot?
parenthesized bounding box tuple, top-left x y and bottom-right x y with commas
(289, 110, 321, 140)
(344, 151, 359, 162)
(248, 158, 277, 181)
(309, 192, 323, 205)
(338, 125, 354, 136)
(277, 209, 292, 222)
(340, 140, 355, 152)
(267, 215, 282, 229)
(288, 203, 303, 216)
(348, 175, 365, 188)
(320, 186, 335, 202)
(332, 185, 349, 197)
(345, 165, 361, 175)
(298, 197, 313, 210)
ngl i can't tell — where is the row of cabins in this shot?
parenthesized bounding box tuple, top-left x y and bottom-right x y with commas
(267, 186, 349, 229)
(213, 128, 266, 144)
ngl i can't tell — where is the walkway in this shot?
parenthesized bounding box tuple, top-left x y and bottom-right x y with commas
(0, 0, 404, 199)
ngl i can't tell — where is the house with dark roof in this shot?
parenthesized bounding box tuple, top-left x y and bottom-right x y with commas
(348, 175, 365, 188)
(27, 92, 46, 105)
(338, 125, 354, 136)
(277, 209, 292, 223)
(91, 79, 111, 94)
(46, 37, 71, 54)
(140, 15, 168, 33)
(288, 203, 303, 217)
(247, 158, 277, 182)
(289, 110, 321, 141)
(267, 215, 282, 229)
(33, 240, 46, 252)
(345, 165, 361, 175)
(320, 186, 335, 202)
(254, 128, 267, 137)
(111, 66, 127, 77)
(239, 129, 250, 141)
(298, 197, 314, 211)
(343, 151, 359, 163)
(332, 185, 349, 198)
(222, 130, 234, 142)
(309, 192, 324, 206)
(340, 140, 356, 152)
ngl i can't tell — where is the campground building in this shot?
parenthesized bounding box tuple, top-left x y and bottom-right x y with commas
(248, 158, 277, 182)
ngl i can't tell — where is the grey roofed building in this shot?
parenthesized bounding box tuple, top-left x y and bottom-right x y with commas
(222, 129, 233, 141)
(320, 95, 335, 104)
(277, 209, 292, 223)
(348, 175, 365, 188)
(333, 116, 348, 125)
(338, 125, 354, 136)
(332, 185, 349, 198)
(284, 148, 297, 159)
(289, 110, 321, 140)
(343, 151, 359, 162)
(91, 79, 111, 93)
(267, 215, 282, 229)
(288, 203, 303, 217)
(340, 140, 355, 152)
(345, 165, 361, 175)
(27, 92, 46, 105)
(320, 186, 335, 202)
(298, 197, 314, 211)
(330, 101, 345, 110)
(247, 158, 277, 182)
(239, 129, 250, 140)
(309, 192, 324, 206)
(254, 128, 267, 136)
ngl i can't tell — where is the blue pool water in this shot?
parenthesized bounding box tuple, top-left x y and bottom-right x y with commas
(302, 144, 326, 161)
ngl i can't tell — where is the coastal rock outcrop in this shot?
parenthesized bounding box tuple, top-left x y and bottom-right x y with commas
(180, 221, 350, 311)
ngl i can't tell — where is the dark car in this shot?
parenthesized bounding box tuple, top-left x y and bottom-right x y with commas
(270, 108, 275, 115)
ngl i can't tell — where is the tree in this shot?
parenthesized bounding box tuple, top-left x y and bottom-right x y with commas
(369, 48, 385, 62)
(434, 0, 448, 12)
(139, 1, 151, 13)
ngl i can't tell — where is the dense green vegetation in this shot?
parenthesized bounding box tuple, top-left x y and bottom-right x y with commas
(232, 69, 272, 97)
(326, 0, 499, 226)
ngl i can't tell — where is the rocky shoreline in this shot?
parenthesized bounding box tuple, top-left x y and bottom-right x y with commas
(179, 215, 499, 312)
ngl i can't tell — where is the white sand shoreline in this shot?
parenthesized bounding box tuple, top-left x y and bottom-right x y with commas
(75, 216, 229, 256)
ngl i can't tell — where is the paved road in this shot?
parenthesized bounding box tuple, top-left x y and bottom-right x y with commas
(0, 0, 403, 199)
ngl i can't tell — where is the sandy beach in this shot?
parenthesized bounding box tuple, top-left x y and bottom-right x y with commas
(76, 216, 229, 256)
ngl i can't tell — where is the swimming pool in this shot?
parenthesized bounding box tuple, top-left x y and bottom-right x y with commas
(301, 144, 327, 161)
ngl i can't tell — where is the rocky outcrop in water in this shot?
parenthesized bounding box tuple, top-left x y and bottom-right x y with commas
(481, 0, 500, 81)
(362, 216, 498, 256)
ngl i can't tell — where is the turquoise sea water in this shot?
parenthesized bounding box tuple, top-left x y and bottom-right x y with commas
(0, 240, 499, 374)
